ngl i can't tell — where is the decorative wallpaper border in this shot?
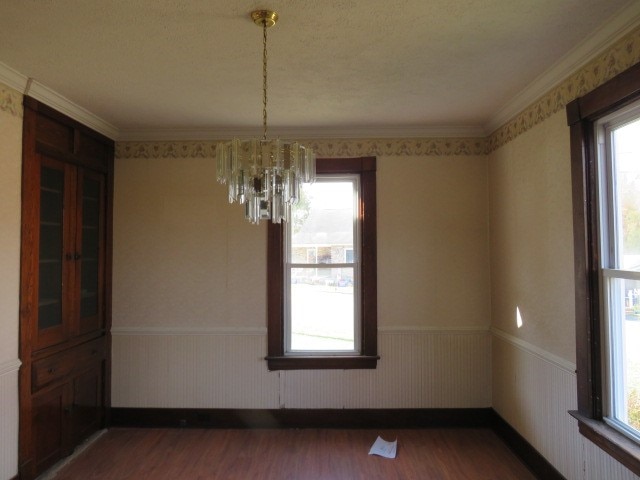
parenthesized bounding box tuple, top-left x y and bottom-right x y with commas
(487, 24, 640, 152)
(0, 84, 22, 117)
(115, 137, 488, 159)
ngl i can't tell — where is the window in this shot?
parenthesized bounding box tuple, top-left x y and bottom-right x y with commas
(597, 103, 640, 443)
(287, 176, 359, 353)
(568, 61, 640, 476)
(266, 157, 378, 370)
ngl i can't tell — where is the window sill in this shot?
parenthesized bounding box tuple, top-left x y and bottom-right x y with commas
(266, 355, 379, 371)
(569, 410, 640, 476)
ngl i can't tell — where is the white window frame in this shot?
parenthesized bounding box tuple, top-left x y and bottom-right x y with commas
(283, 173, 361, 355)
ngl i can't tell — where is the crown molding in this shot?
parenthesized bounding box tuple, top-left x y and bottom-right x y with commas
(486, 1, 640, 134)
(27, 81, 119, 139)
(0, 61, 119, 139)
(116, 124, 486, 142)
(0, 61, 26, 92)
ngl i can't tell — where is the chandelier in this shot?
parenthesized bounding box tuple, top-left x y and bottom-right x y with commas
(216, 10, 316, 224)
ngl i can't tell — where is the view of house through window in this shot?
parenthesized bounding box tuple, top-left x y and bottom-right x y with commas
(285, 176, 359, 353)
(599, 103, 640, 441)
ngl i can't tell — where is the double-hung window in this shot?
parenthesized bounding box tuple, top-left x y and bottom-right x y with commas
(568, 62, 640, 475)
(286, 174, 360, 353)
(598, 103, 640, 443)
(266, 157, 378, 370)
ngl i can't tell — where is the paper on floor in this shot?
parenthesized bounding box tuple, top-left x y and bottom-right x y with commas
(368, 436, 397, 459)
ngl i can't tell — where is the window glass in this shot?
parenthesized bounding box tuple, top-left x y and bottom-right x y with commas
(289, 181, 354, 264)
(612, 119, 640, 271)
(600, 109, 640, 442)
(286, 177, 359, 353)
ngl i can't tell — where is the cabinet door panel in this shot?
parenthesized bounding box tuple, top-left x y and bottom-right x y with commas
(69, 364, 103, 446)
(75, 170, 105, 334)
(32, 385, 67, 474)
(35, 156, 75, 349)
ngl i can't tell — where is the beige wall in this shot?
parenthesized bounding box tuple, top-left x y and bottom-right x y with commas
(114, 153, 490, 331)
(0, 83, 22, 480)
(489, 110, 575, 361)
(378, 155, 490, 329)
(113, 156, 265, 329)
(0, 85, 21, 362)
(111, 148, 492, 408)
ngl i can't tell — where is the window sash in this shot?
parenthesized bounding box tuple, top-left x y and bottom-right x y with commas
(283, 174, 361, 355)
(598, 102, 640, 445)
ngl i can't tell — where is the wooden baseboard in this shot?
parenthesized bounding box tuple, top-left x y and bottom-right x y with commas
(110, 407, 493, 429)
(490, 410, 566, 480)
(110, 407, 564, 479)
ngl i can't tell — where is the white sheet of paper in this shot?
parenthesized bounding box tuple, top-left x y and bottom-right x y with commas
(368, 436, 397, 459)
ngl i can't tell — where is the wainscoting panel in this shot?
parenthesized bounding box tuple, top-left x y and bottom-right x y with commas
(492, 330, 640, 480)
(583, 438, 640, 480)
(112, 330, 280, 409)
(112, 328, 491, 410)
(0, 359, 20, 480)
(282, 330, 491, 409)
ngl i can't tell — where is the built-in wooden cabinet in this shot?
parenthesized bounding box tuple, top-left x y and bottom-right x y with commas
(19, 97, 113, 479)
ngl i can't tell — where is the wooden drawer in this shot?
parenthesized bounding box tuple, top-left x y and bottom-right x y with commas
(32, 338, 105, 392)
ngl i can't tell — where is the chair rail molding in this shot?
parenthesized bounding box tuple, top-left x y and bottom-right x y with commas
(0, 359, 21, 377)
(491, 327, 576, 374)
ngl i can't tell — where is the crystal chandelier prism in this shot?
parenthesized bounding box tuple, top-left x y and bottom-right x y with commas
(216, 10, 316, 224)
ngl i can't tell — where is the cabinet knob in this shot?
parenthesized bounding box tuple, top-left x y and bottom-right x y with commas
(47, 367, 55, 374)
(65, 253, 74, 261)
(74, 253, 82, 260)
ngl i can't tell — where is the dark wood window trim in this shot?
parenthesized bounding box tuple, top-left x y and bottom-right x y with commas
(266, 157, 378, 370)
(567, 61, 640, 476)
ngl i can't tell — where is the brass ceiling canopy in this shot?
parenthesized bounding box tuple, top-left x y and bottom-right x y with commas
(251, 10, 278, 28)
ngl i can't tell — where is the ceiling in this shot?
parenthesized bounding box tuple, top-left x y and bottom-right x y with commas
(0, 0, 638, 140)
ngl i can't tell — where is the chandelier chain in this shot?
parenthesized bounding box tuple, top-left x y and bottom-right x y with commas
(262, 20, 268, 141)
(216, 11, 317, 225)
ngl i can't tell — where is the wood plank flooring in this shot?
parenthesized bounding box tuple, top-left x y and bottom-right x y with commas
(48, 428, 538, 480)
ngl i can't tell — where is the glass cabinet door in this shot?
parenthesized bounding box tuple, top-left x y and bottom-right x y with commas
(36, 157, 72, 348)
(34, 158, 105, 346)
(76, 170, 104, 335)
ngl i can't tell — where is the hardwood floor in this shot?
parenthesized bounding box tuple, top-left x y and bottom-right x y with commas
(48, 428, 537, 479)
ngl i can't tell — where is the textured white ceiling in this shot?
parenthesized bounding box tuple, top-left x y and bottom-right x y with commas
(0, 0, 636, 138)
